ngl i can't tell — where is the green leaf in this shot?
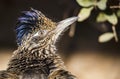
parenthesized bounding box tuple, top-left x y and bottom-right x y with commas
(78, 7, 93, 22)
(117, 10, 120, 17)
(105, 13, 118, 25)
(97, 0, 107, 10)
(76, 0, 95, 7)
(97, 13, 118, 25)
(96, 12, 107, 22)
(98, 32, 114, 43)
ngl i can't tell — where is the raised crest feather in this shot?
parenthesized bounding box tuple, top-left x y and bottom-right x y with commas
(15, 8, 45, 45)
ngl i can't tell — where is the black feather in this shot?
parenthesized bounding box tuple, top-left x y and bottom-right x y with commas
(15, 8, 44, 45)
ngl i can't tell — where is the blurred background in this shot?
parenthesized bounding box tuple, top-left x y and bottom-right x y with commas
(0, 0, 120, 79)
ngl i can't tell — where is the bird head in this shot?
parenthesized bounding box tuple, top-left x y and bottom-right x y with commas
(16, 8, 78, 48)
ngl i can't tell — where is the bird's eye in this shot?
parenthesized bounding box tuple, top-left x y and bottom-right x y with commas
(40, 30, 48, 37)
(33, 30, 48, 38)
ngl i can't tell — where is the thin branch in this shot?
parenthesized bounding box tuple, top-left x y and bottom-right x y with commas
(112, 26, 118, 42)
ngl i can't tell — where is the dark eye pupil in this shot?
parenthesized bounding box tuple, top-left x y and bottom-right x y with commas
(40, 30, 47, 37)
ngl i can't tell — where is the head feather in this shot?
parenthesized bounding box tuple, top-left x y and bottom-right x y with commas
(15, 8, 45, 45)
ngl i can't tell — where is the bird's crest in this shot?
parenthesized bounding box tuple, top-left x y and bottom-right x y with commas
(15, 8, 56, 45)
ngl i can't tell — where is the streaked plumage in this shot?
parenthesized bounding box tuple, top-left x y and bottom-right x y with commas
(16, 8, 56, 45)
(0, 8, 78, 79)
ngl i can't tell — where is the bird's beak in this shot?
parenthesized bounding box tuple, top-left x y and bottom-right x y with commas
(55, 16, 78, 33)
(53, 16, 78, 40)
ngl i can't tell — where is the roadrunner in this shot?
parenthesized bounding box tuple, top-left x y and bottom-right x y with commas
(0, 8, 78, 79)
